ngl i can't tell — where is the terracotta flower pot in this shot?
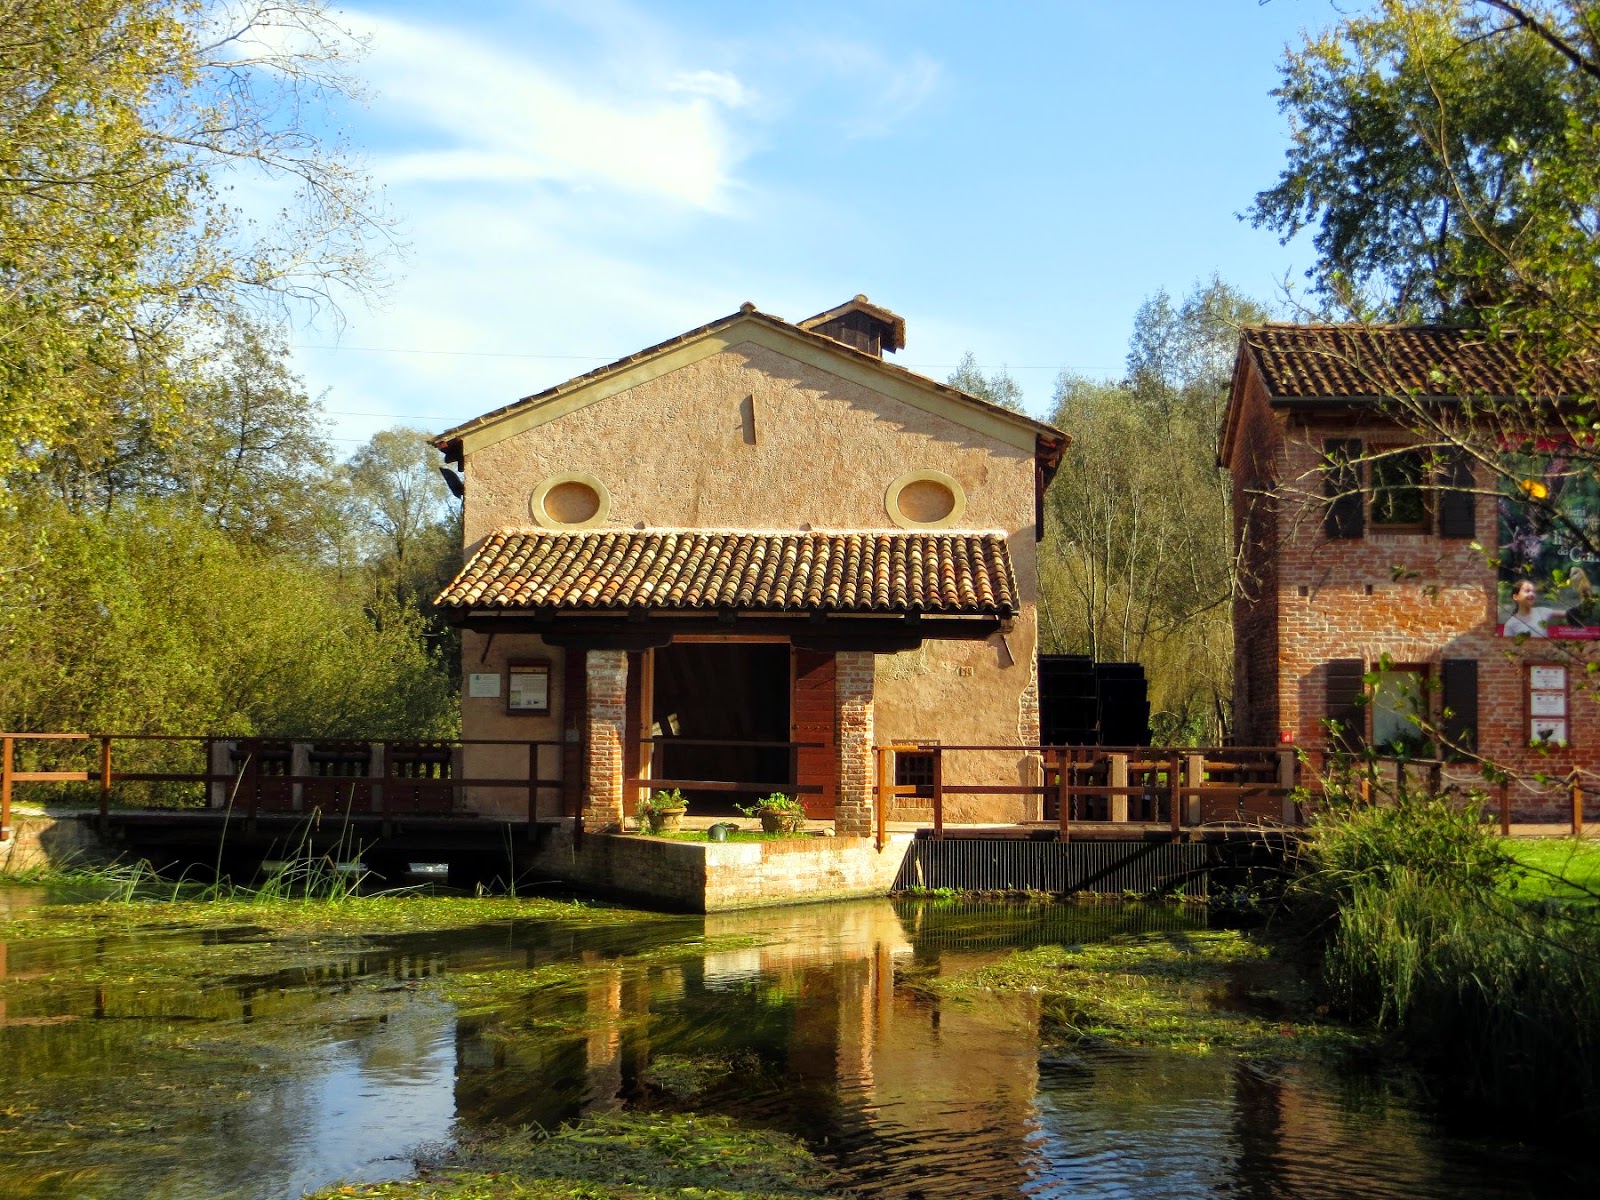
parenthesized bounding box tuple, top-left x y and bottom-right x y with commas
(647, 807, 686, 834)
(758, 807, 805, 834)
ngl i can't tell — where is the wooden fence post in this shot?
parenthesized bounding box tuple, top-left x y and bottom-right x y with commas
(1570, 770, 1584, 839)
(932, 746, 945, 841)
(1500, 780, 1511, 837)
(875, 747, 890, 851)
(528, 742, 540, 834)
(1, 735, 13, 844)
(1056, 748, 1071, 843)
(1168, 752, 1182, 836)
(99, 736, 113, 827)
(1185, 753, 1205, 825)
(1108, 753, 1129, 824)
(1277, 749, 1298, 825)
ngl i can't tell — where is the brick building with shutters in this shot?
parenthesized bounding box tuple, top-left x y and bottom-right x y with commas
(1222, 324, 1600, 815)
(432, 297, 1066, 835)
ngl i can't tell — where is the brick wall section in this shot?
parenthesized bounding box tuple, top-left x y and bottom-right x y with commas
(1226, 353, 1600, 818)
(584, 649, 628, 832)
(835, 650, 876, 837)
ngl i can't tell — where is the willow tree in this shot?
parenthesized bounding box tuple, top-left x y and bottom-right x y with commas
(1040, 279, 1269, 743)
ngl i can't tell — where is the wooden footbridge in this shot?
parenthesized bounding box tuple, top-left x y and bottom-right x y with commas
(2, 731, 1580, 894)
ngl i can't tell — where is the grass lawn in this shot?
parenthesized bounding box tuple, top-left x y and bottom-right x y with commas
(1502, 838, 1600, 907)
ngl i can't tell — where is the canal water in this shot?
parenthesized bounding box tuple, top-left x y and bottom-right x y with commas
(0, 890, 1592, 1199)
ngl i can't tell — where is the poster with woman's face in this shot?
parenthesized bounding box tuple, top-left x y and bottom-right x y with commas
(1498, 448, 1600, 638)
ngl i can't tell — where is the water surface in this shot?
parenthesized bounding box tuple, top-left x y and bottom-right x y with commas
(0, 891, 1590, 1199)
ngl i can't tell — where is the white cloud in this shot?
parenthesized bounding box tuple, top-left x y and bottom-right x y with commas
(668, 69, 752, 110)
(347, 11, 748, 211)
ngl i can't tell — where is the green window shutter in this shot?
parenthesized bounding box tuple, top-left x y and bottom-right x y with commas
(1325, 658, 1366, 750)
(1324, 438, 1365, 539)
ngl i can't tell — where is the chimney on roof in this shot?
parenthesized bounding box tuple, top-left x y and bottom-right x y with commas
(797, 294, 906, 358)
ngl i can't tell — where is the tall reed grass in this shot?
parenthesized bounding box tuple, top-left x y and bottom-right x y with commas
(1288, 783, 1600, 1134)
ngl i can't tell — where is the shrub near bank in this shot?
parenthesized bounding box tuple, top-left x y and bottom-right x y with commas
(1287, 788, 1600, 1133)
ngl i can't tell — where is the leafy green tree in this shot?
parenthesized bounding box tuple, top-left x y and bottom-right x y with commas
(0, 500, 457, 741)
(1040, 279, 1269, 743)
(0, 0, 392, 491)
(1251, 0, 1600, 340)
(947, 351, 1026, 411)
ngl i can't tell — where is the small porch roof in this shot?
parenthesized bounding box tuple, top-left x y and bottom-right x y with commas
(436, 529, 1019, 618)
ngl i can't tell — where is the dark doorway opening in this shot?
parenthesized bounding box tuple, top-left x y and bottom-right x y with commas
(651, 642, 790, 816)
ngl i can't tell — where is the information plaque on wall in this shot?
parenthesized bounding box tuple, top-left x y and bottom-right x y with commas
(507, 661, 551, 715)
(1528, 664, 1569, 746)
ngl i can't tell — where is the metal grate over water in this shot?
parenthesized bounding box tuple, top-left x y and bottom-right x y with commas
(893, 837, 1210, 898)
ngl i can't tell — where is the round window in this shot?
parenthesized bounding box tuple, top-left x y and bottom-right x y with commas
(531, 472, 611, 529)
(886, 469, 966, 529)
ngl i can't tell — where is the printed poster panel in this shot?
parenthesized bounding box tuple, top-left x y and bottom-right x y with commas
(1498, 447, 1600, 637)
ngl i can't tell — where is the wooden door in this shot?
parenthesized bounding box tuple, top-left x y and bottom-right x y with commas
(560, 649, 587, 817)
(791, 648, 838, 818)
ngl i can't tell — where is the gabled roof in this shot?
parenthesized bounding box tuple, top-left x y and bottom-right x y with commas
(1220, 323, 1600, 467)
(797, 294, 906, 353)
(1242, 324, 1598, 400)
(431, 302, 1065, 466)
(436, 529, 1019, 617)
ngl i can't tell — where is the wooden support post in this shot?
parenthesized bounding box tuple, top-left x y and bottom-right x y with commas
(1570, 770, 1584, 839)
(99, 736, 112, 827)
(1168, 752, 1181, 836)
(1499, 780, 1512, 837)
(528, 742, 540, 839)
(932, 746, 945, 841)
(245, 740, 260, 836)
(1278, 749, 1298, 825)
(1056, 748, 1071, 843)
(1, 735, 12, 844)
(1108, 753, 1129, 824)
(875, 747, 889, 851)
(1186, 754, 1205, 825)
(573, 739, 585, 850)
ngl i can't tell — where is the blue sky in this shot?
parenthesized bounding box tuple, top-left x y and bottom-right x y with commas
(292, 0, 1344, 450)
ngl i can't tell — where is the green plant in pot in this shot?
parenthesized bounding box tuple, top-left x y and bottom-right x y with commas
(737, 792, 807, 834)
(638, 788, 688, 834)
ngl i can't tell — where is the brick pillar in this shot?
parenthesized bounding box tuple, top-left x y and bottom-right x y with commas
(585, 649, 628, 832)
(835, 650, 876, 837)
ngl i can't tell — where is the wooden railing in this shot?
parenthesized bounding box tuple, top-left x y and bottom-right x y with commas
(873, 744, 1300, 848)
(622, 736, 825, 801)
(1314, 752, 1587, 838)
(0, 733, 569, 842)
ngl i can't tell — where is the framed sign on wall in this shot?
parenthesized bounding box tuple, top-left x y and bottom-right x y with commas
(507, 660, 551, 715)
(1527, 663, 1569, 746)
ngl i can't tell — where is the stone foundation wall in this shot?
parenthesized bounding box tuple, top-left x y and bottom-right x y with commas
(0, 815, 115, 875)
(528, 829, 914, 912)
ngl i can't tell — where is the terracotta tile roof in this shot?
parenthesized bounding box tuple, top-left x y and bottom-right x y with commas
(437, 530, 1019, 616)
(1243, 324, 1599, 399)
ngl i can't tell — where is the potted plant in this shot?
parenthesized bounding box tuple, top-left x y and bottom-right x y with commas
(737, 792, 808, 835)
(638, 788, 688, 834)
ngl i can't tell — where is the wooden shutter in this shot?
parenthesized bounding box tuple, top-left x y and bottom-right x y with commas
(1440, 658, 1478, 757)
(1325, 658, 1366, 749)
(1437, 452, 1476, 539)
(791, 648, 838, 819)
(1323, 438, 1365, 539)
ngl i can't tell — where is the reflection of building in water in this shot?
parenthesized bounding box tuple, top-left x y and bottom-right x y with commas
(448, 900, 1042, 1197)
